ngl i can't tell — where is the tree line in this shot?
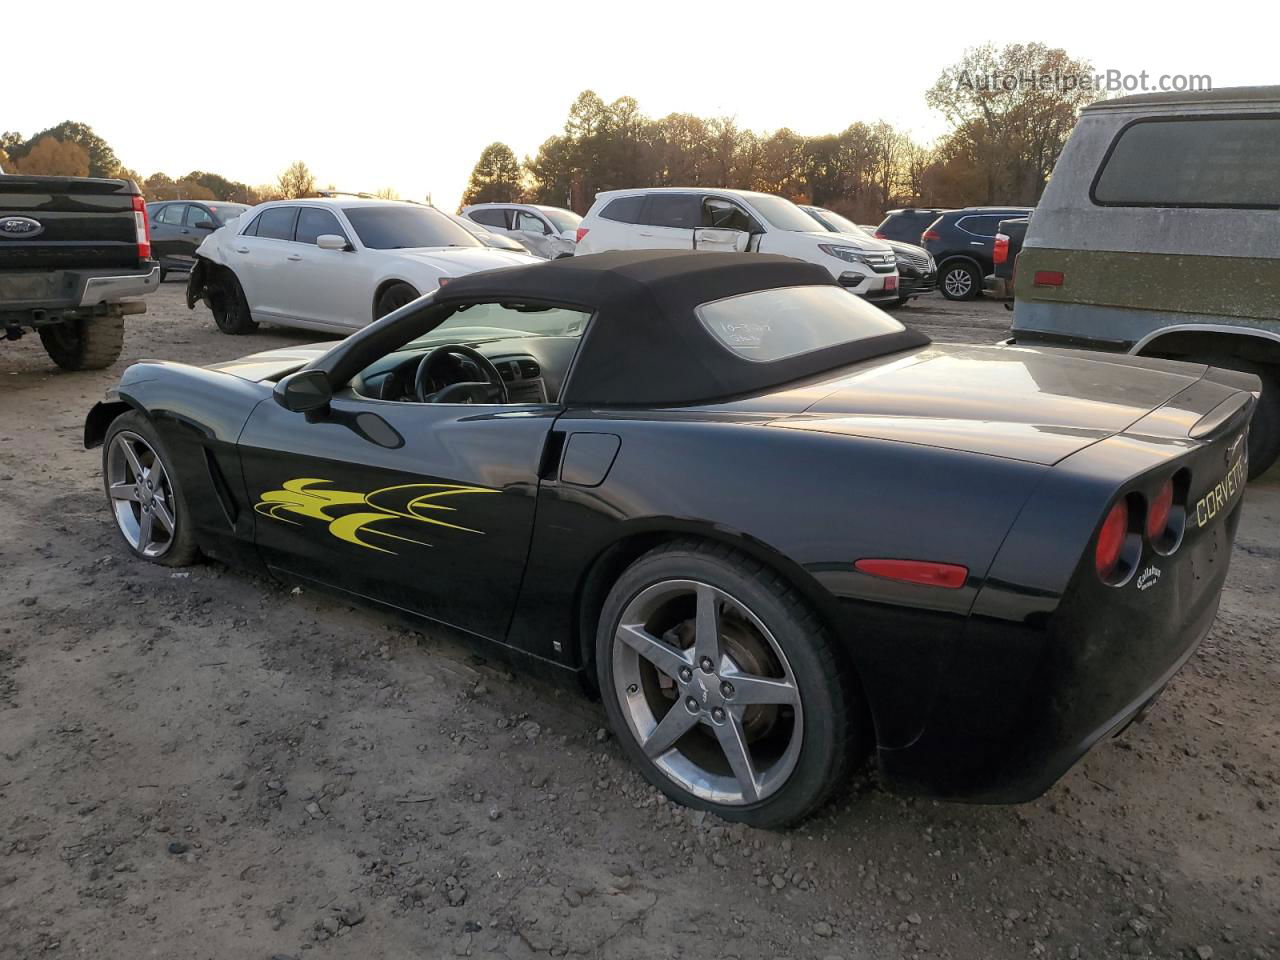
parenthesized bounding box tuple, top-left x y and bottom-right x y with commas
(0, 123, 325, 204)
(463, 42, 1100, 222)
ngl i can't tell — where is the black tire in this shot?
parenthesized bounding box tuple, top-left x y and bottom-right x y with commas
(101, 410, 199, 566)
(596, 540, 864, 828)
(939, 261, 980, 301)
(159, 267, 168, 283)
(1211, 358, 1280, 480)
(208, 269, 257, 335)
(376, 282, 420, 319)
(38, 315, 125, 371)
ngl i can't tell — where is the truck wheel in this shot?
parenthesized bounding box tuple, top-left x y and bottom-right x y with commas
(209, 270, 257, 335)
(38, 315, 125, 371)
(939, 262, 979, 301)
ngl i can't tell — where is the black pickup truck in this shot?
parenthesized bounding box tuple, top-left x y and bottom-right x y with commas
(1, 174, 159, 369)
(984, 216, 1030, 301)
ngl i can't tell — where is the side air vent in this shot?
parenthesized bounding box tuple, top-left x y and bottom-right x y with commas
(517, 359, 541, 379)
(203, 447, 239, 527)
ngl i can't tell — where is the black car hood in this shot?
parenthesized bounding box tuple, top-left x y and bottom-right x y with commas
(769, 344, 1208, 465)
(207, 344, 332, 382)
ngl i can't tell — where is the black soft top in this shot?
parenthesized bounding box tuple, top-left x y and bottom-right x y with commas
(435, 251, 929, 406)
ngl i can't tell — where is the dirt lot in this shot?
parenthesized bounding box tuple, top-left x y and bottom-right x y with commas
(1, 285, 1277, 960)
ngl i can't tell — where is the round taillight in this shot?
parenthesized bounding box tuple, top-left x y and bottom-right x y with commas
(1147, 478, 1174, 540)
(1095, 499, 1129, 580)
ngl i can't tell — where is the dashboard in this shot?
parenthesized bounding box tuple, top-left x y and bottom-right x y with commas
(349, 336, 579, 404)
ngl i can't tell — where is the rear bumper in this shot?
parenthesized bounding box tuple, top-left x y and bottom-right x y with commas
(984, 274, 1013, 299)
(0, 263, 159, 317)
(877, 430, 1245, 803)
(80, 265, 161, 305)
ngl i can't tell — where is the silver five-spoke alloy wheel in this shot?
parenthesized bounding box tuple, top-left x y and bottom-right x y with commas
(612, 579, 803, 805)
(106, 431, 177, 558)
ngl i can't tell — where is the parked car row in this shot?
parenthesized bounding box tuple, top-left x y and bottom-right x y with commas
(572, 187, 903, 304)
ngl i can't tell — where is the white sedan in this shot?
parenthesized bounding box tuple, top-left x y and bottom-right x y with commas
(186, 198, 539, 335)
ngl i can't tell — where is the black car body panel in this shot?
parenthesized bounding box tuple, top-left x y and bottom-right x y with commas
(85, 251, 1255, 803)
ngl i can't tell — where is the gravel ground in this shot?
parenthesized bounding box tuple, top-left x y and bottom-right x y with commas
(1, 284, 1277, 960)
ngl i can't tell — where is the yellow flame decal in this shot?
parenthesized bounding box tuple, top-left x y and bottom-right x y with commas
(254, 478, 497, 554)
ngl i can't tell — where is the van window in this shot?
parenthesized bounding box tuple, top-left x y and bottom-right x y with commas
(600, 196, 644, 223)
(1093, 116, 1280, 209)
(641, 194, 700, 229)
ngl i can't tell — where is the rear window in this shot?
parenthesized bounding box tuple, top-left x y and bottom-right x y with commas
(344, 205, 481, 250)
(696, 284, 905, 362)
(599, 196, 643, 223)
(257, 206, 298, 241)
(1093, 116, 1280, 209)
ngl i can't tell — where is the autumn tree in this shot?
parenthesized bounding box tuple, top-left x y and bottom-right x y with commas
(6, 122, 118, 178)
(461, 143, 523, 206)
(13, 137, 90, 177)
(276, 161, 316, 199)
(373, 186, 401, 200)
(927, 42, 1100, 204)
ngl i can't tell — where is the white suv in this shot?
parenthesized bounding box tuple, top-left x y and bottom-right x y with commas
(575, 188, 899, 301)
(461, 203, 582, 260)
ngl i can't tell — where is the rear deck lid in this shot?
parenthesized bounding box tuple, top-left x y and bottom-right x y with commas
(770, 344, 1207, 464)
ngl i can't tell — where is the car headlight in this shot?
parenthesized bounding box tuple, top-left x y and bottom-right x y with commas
(817, 243, 872, 266)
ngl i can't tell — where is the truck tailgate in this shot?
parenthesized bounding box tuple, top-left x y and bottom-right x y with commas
(0, 176, 140, 270)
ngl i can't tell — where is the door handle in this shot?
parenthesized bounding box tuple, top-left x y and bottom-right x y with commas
(970, 241, 984, 245)
(286, 254, 303, 261)
(234, 246, 249, 254)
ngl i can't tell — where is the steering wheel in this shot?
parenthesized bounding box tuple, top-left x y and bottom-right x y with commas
(414, 344, 509, 404)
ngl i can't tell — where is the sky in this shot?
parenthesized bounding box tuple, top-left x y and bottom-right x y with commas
(6, 0, 1276, 212)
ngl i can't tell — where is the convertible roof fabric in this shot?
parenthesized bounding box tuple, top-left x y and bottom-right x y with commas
(434, 250, 930, 406)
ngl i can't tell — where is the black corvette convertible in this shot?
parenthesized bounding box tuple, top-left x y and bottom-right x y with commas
(85, 251, 1256, 827)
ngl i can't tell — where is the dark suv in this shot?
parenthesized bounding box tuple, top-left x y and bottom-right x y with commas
(873, 208, 950, 244)
(920, 207, 1033, 300)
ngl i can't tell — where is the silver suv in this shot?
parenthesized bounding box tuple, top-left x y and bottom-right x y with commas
(460, 203, 582, 260)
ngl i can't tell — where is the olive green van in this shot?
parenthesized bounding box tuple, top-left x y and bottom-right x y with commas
(1012, 86, 1279, 477)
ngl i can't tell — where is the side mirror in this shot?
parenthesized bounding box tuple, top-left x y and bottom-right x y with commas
(274, 369, 332, 413)
(693, 227, 749, 253)
(316, 234, 348, 251)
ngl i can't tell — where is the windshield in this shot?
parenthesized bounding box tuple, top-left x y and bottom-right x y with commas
(748, 194, 829, 232)
(403, 302, 589, 351)
(697, 284, 904, 362)
(540, 208, 582, 232)
(810, 207, 867, 236)
(209, 203, 249, 222)
(343, 205, 481, 250)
